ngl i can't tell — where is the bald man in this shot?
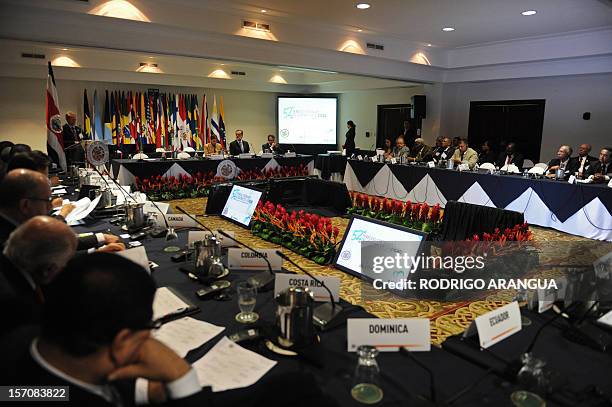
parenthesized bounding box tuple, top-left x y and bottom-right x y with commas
(572, 143, 597, 179)
(0, 169, 121, 250)
(62, 111, 84, 164)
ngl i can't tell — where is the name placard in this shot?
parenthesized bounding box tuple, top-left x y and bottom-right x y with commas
(143, 201, 169, 216)
(149, 213, 198, 228)
(284, 152, 297, 158)
(227, 248, 282, 271)
(347, 318, 430, 352)
(187, 230, 238, 248)
(427, 161, 435, 168)
(390, 158, 397, 164)
(239, 153, 253, 159)
(208, 154, 224, 160)
(474, 301, 522, 348)
(260, 153, 274, 158)
(274, 273, 340, 302)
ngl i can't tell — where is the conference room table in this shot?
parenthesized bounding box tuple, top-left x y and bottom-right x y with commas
(111, 155, 315, 186)
(69, 214, 612, 406)
(344, 160, 612, 241)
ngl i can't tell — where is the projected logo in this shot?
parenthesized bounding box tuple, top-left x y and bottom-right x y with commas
(341, 250, 351, 261)
(282, 107, 295, 119)
(280, 129, 289, 138)
(351, 229, 368, 241)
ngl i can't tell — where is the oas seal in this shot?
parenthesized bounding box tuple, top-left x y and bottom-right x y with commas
(216, 159, 237, 179)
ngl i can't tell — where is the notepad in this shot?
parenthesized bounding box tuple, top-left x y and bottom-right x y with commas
(153, 317, 224, 357)
(153, 287, 198, 321)
(193, 337, 277, 392)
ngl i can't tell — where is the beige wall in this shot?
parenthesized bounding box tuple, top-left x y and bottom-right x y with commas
(0, 77, 278, 152)
(339, 86, 425, 150)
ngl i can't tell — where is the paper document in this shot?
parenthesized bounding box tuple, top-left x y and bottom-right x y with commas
(65, 195, 101, 225)
(193, 337, 277, 392)
(153, 317, 224, 357)
(51, 188, 68, 195)
(153, 287, 190, 320)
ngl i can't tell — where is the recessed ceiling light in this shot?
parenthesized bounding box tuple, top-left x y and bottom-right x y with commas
(261, 9, 267, 13)
(442, 27, 455, 32)
(521, 10, 537, 16)
(357, 28, 363, 32)
(427, 43, 432, 47)
(356, 3, 371, 10)
(62, 48, 68, 51)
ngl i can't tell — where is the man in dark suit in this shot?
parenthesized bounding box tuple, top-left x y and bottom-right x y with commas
(571, 143, 598, 179)
(586, 147, 612, 183)
(62, 111, 84, 164)
(7, 253, 211, 406)
(1, 216, 77, 334)
(546, 145, 578, 177)
(261, 134, 284, 154)
(401, 120, 416, 149)
(0, 169, 121, 250)
(229, 129, 251, 156)
(433, 137, 455, 163)
(496, 142, 524, 171)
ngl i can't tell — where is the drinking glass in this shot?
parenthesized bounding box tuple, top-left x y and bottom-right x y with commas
(235, 281, 258, 323)
(351, 345, 384, 404)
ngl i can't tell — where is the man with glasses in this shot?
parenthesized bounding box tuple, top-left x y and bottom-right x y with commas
(7, 253, 210, 406)
(0, 169, 120, 250)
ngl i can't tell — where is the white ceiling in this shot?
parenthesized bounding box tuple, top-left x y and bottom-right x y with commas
(190, 0, 612, 48)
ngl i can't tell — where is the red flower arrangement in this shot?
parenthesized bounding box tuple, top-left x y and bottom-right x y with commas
(348, 192, 443, 233)
(251, 201, 340, 265)
(236, 164, 309, 181)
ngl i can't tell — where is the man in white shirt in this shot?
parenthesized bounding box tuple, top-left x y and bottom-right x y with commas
(7, 253, 210, 406)
(572, 143, 597, 179)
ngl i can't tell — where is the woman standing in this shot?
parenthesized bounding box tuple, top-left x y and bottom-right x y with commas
(343, 120, 356, 157)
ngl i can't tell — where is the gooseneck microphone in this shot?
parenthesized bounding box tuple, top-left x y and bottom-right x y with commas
(144, 192, 176, 241)
(216, 229, 275, 290)
(399, 347, 436, 404)
(175, 206, 214, 234)
(275, 250, 343, 330)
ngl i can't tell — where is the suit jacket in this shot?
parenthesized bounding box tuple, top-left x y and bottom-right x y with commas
(452, 147, 478, 169)
(392, 146, 411, 158)
(0, 254, 42, 335)
(229, 140, 250, 155)
(0, 211, 17, 245)
(586, 161, 612, 177)
(7, 350, 212, 407)
(497, 152, 524, 171)
(478, 150, 497, 165)
(261, 143, 284, 154)
(547, 158, 578, 174)
(571, 155, 597, 174)
(410, 144, 433, 162)
(433, 146, 455, 162)
(61, 124, 82, 147)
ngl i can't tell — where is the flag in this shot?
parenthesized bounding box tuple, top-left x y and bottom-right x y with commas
(103, 90, 112, 143)
(83, 89, 91, 140)
(192, 94, 202, 149)
(45, 62, 66, 171)
(178, 94, 189, 150)
(92, 89, 103, 141)
(130, 91, 138, 144)
(200, 94, 209, 145)
(121, 91, 130, 143)
(171, 94, 179, 150)
(219, 95, 226, 150)
(211, 95, 219, 143)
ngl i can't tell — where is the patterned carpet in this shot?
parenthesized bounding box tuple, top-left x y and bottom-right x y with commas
(170, 197, 596, 345)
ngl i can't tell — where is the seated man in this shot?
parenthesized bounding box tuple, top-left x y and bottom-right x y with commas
(229, 129, 250, 156)
(451, 138, 478, 169)
(433, 137, 455, 162)
(1, 216, 77, 332)
(572, 143, 597, 179)
(478, 141, 497, 165)
(496, 142, 524, 171)
(586, 147, 612, 183)
(392, 136, 410, 158)
(8, 150, 62, 202)
(0, 169, 122, 250)
(431, 136, 444, 161)
(546, 145, 577, 177)
(7, 253, 211, 406)
(261, 134, 284, 154)
(406, 138, 433, 162)
(203, 136, 223, 155)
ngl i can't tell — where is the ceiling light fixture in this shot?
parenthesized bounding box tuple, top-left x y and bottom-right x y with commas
(427, 43, 432, 47)
(521, 10, 537, 16)
(137, 62, 162, 73)
(261, 9, 267, 13)
(442, 27, 455, 32)
(357, 28, 363, 32)
(61, 48, 68, 51)
(356, 3, 371, 10)
(208, 69, 231, 79)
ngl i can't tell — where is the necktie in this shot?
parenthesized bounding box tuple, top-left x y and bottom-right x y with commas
(579, 157, 586, 173)
(506, 155, 511, 165)
(239, 141, 243, 153)
(34, 285, 45, 304)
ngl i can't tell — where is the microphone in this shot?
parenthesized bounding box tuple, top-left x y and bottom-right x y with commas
(144, 192, 177, 241)
(216, 229, 275, 290)
(175, 205, 214, 234)
(275, 250, 343, 330)
(399, 347, 436, 404)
